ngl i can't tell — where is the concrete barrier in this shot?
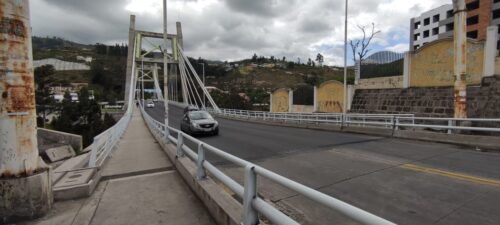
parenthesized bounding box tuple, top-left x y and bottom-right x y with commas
(37, 128, 83, 153)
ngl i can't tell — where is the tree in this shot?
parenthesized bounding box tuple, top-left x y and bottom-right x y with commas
(251, 53, 258, 62)
(315, 53, 324, 67)
(349, 23, 381, 64)
(34, 65, 56, 127)
(282, 56, 286, 62)
(307, 58, 312, 66)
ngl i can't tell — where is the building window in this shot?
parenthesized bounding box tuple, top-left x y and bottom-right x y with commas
(414, 21, 421, 29)
(432, 27, 439, 35)
(414, 45, 420, 50)
(467, 15, 479, 25)
(495, 0, 500, 3)
(423, 30, 430, 38)
(446, 23, 454, 32)
(466, 0, 480, 11)
(414, 33, 421, 41)
(447, 10, 454, 18)
(433, 14, 440, 22)
(493, 9, 500, 20)
(423, 42, 428, 46)
(424, 18, 430, 26)
(467, 30, 478, 39)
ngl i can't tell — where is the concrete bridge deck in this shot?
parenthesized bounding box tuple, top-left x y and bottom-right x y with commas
(22, 106, 215, 225)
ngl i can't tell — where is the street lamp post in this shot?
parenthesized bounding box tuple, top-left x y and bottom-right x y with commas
(343, 0, 348, 114)
(163, 0, 169, 132)
(199, 63, 206, 108)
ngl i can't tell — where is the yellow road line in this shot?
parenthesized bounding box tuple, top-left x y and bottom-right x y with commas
(400, 164, 500, 187)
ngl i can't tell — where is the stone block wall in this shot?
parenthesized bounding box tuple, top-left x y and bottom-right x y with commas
(351, 87, 454, 117)
(467, 75, 500, 118)
(351, 75, 500, 118)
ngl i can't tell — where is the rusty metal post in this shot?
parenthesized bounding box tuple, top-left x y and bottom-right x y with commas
(452, 0, 467, 118)
(1, 0, 52, 221)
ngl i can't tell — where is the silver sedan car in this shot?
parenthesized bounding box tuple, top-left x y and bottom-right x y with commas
(180, 110, 219, 136)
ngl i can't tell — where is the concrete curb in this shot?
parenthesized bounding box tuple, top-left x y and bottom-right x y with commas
(216, 115, 500, 151)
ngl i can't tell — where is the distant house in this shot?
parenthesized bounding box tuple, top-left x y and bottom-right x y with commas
(48, 83, 89, 95)
(76, 56, 93, 63)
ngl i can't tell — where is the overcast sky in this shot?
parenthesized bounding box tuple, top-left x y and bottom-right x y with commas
(30, 0, 447, 66)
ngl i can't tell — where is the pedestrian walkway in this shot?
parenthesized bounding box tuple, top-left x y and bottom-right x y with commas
(23, 106, 216, 225)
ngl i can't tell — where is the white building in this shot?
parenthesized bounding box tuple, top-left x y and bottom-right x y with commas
(410, 4, 453, 51)
(34, 58, 90, 71)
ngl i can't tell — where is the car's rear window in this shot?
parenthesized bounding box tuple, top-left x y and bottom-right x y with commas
(189, 111, 212, 120)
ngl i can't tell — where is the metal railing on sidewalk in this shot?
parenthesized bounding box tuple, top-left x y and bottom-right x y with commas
(207, 107, 500, 134)
(139, 104, 396, 225)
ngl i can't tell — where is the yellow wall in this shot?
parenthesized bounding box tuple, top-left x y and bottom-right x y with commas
(271, 88, 289, 112)
(291, 105, 314, 113)
(409, 38, 484, 87)
(317, 80, 344, 113)
(357, 76, 403, 89)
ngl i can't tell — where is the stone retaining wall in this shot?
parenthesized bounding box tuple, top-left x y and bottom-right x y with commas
(351, 75, 500, 118)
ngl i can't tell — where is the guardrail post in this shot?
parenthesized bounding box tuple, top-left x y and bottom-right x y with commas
(196, 143, 206, 180)
(243, 165, 258, 225)
(341, 114, 345, 129)
(89, 137, 98, 167)
(395, 117, 399, 130)
(177, 133, 184, 157)
(164, 126, 170, 143)
(448, 120, 453, 134)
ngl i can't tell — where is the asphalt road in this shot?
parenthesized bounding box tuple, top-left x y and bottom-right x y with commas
(145, 102, 500, 225)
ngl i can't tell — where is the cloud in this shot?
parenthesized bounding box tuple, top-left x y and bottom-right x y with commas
(30, 0, 446, 66)
(385, 43, 409, 53)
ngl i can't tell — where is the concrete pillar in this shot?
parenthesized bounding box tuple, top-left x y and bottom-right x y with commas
(347, 85, 355, 111)
(354, 61, 360, 85)
(269, 92, 273, 112)
(483, 26, 498, 78)
(313, 86, 318, 112)
(176, 22, 183, 49)
(288, 89, 293, 113)
(452, 0, 467, 119)
(403, 52, 410, 88)
(124, 15, 136, 106)
(1, 0, 52, 221)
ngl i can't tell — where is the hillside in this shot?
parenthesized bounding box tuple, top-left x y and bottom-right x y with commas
(32, 36, 127, 103)
(32, 37, 355, 108)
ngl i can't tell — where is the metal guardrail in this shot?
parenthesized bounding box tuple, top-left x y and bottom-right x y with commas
(209, 108, 500, 134)
(88, 110, 132, 167)
(139, 105, 396, 225)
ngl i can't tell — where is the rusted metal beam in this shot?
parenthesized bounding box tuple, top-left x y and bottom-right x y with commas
(0, 0, 41, 177)
(452, 0, 467, 118)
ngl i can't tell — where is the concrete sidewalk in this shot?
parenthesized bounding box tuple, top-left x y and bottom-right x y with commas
(23, 106, 216, 225)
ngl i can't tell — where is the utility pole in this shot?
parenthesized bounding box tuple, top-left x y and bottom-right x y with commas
(199, 63, 206, 108)
(1, 0, 52, 221)
(163, 0, 170, 131)
(452, 0, 467, 118)
(343, 0, 348, 114)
